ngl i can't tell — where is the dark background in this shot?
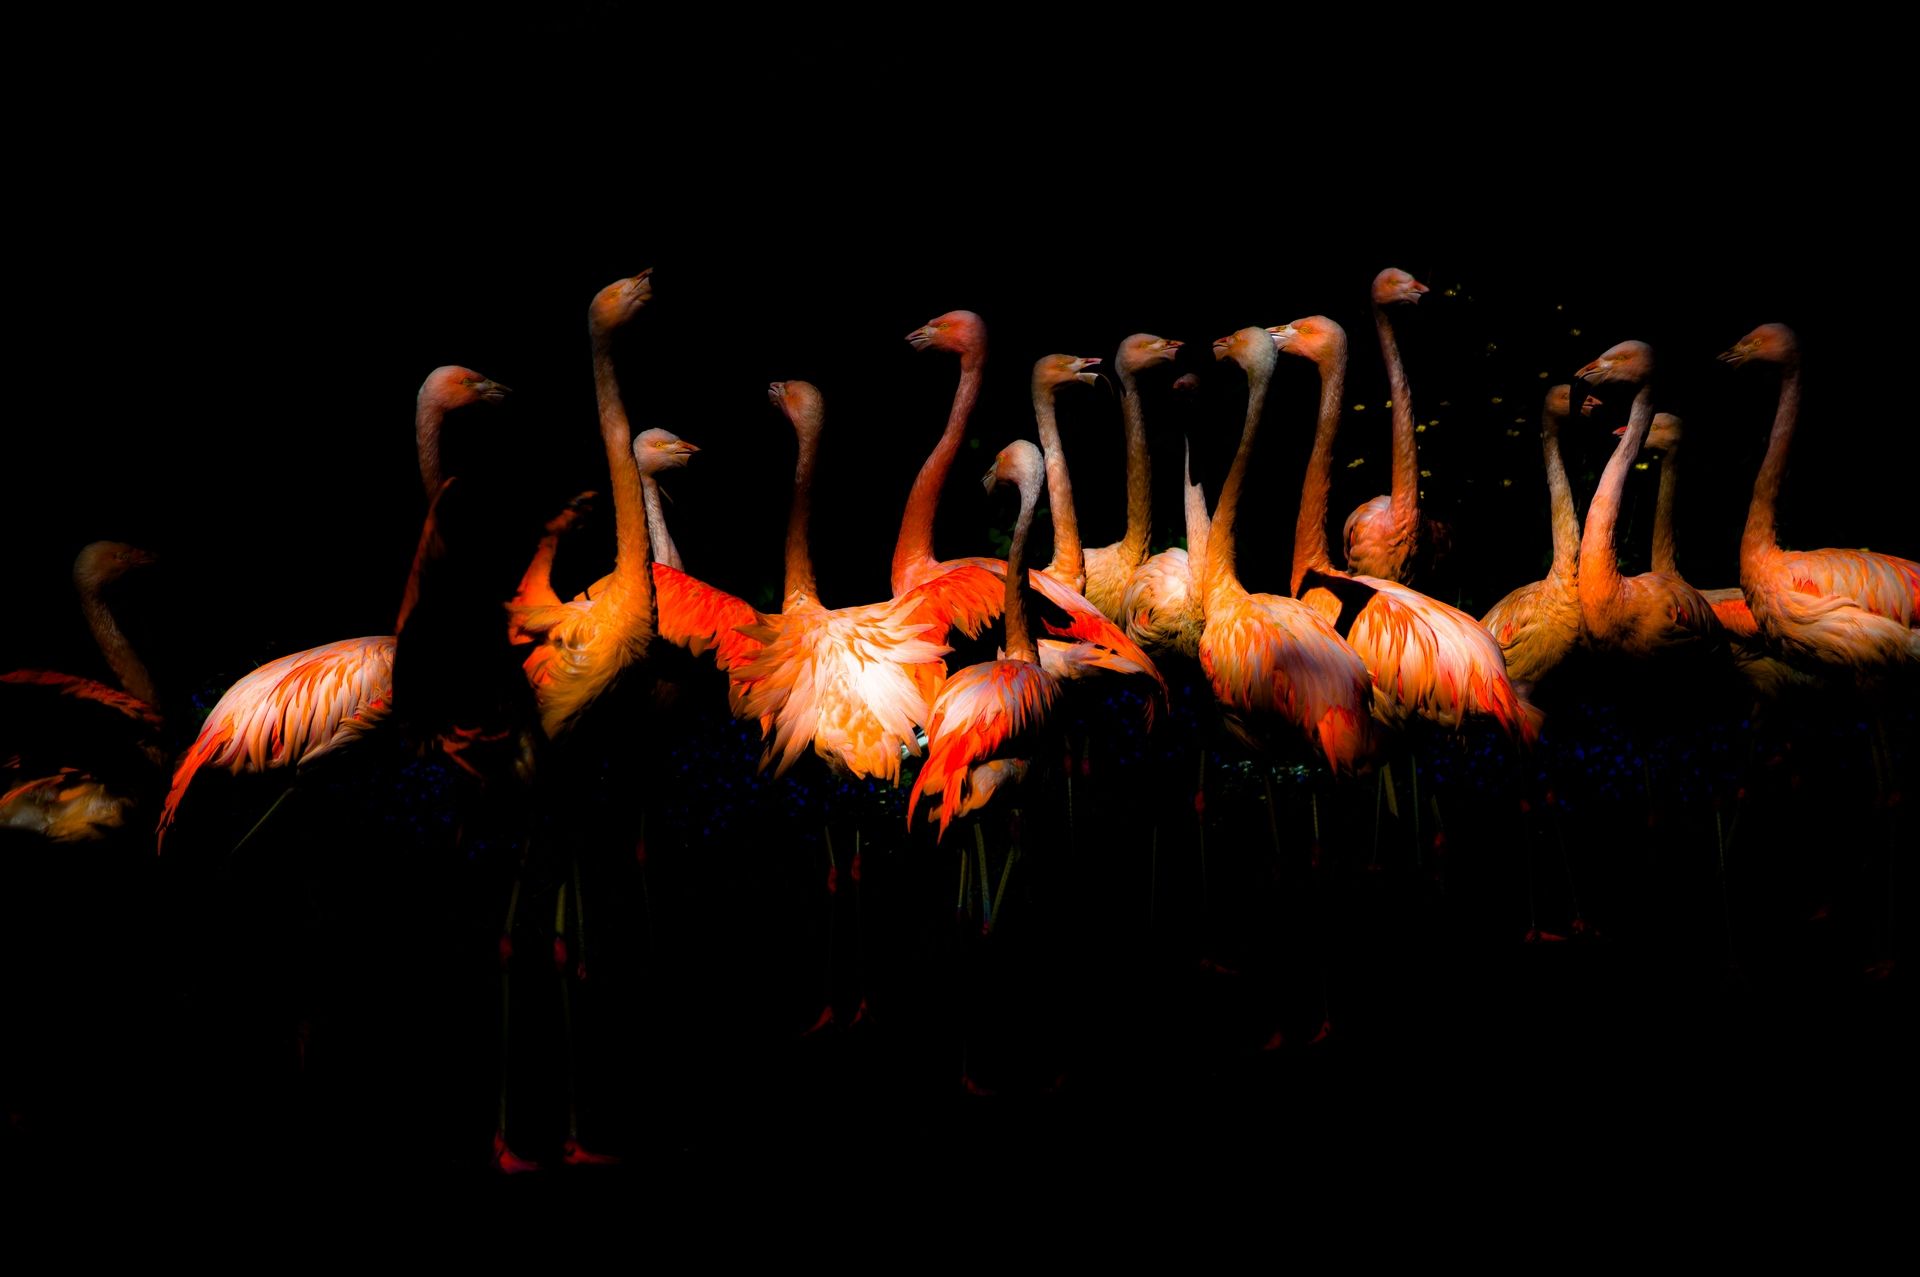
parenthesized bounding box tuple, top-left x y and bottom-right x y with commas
(4, 10, 1910, 1218)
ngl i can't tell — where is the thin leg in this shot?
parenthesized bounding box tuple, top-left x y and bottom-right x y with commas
(493, 845, 538, 1173)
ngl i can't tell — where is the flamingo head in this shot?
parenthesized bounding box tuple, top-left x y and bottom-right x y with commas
(1115, 333, 1183, 376)
(767, 379, 825, 438)
(907, 310, 986, 357)
(1575, 340, 1653, 387)
(1172, 372, 1200, 393)
(1625, 412, 1683, 453)
(73, 541, 157, 589)
(1267, 315, 1348, 368)
(634, 427, 699, 475)
(1719, 323, 1798, 367)
(982, 438, 1045, 507)
(1212, 326, 1277, 377)
(1032, 353, 1103, 396)
(589, 268, 654, 335)
(1372, 267, 1430, 306)
(1580, 393, 1603, 417)
(419, 365, 512, 411)
(1544, 384, 1574, 419)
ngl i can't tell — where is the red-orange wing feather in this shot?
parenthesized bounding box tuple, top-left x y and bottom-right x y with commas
(907, 659, 1062, 841)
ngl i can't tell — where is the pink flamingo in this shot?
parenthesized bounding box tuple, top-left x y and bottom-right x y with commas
(1270, 316, 1538, 742)
(1198, 328, 1375, 768)
(1480, 385, 1585, 689)
(1081, 334, 1184, 621)
(1343, 268, 1444, 584)
(1572, 340, 1720, 663)
(1720, 323, 1920, 676)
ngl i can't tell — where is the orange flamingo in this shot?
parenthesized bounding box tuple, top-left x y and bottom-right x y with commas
(158, 365, 511, 845)
(1270, 316, 1538, 742)
(732, 381, 950, 781)
(1028, 352, 1104, 595)
(908, 441, 1064, 839)
(1720, 323, 1920, 676)
(1121, 436, 1212, 660)
(1082, 334, 1184, 619)
(1572, 340, 1719, 662)
(3, 543, 165, 841)
(898, 311, 1165, 705)
(1197, 328, 1374, 768)
(1343, 268, 1441, 584)
(1479, 385, 1585, 689)
(1628, 413, 1816, 700)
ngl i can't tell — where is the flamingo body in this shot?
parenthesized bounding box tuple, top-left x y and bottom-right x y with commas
(908, 658, 1061, 839)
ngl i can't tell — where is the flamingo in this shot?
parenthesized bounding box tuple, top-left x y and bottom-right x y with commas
(1479, 385, 1585, 689)
(3, 542, 165, 841)
(1270, 316, 1538, 742)
(1343, 268, 1443, 585)
(898, 311, 1165, 706)
(1197, 328, 1375, 768)
(908, 441, 1063, 839)
(1720, 323, 1920, 675)
(1081, 334, 1184, 620)
(732, 380, 951, 782)
(158, 365, 512, 845)
(1628, 412, 1816, 700)
(1027, 351, 1104, 595)
(1572, 340, 1720, 663)
(1120, 437, 1212, 661)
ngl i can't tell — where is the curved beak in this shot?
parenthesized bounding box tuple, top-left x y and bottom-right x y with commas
(1211, 336, 1234, 361)
(1574, 357, 1604, 382)
(1582, 394, 1602, 417)
(675, 440, 700, 456)
(767, 381, 786, 408)
(1267, 324, 1298, 350)
(1717, 344, 1749, 366)
(981, 462, 1000, 493)
(906, 324, 934, 351)
(477, 379, 511, 402)
(628, 267, 654, 302)
(1611, 424, 1627, 437)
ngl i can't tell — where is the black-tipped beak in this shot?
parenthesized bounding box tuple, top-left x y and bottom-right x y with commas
(1574, 359, 1603, 382)
(1581, 394, 1602, 417)
(479, 379, 511, 402)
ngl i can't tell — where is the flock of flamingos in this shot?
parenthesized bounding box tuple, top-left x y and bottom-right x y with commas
(6, 266, 1914, 860)
(4, 261, 1917, 1164)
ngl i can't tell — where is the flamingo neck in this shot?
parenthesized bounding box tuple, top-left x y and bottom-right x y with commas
(1651, 438, 1680, 577)
(1032, 384, 1083, 586)
(77, 575, 155, 706)
(1578, 381, 1655, 626)
(1182, 435, 1210, 604)
(641, 474, 683, 572)
(591, 329, 653, 613)
(1375, 303, 1420, 529)
(1117, 367, 1152, 567)
(1207, 363, 1270, 607)
(783, 418, 822, 607)
(415, 394, 447, 500)
(1003, 479, 1040, 664)
(893, 348, 984, 595)
(1543, 407, 1579, 582)
(1291, 342, 1347, 596)
(1741, 359, 1801, 572)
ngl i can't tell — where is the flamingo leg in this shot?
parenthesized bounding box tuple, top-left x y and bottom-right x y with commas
(849, 825, 871, 1027)
(493, 845, 538, 1173)
(228, 785, 297, 861)
(557, 857, 618, 1166)
(802, 829, 836, 1037)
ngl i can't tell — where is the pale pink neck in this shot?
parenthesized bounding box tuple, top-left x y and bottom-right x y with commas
(1207, 363, 1271, 604)
(1182, 436, 1210, 601)
(592, 330, 653, 613)
(1374, 303, 1420, 529)
(642, 474, 682, 571)
(415, 396, 446, 499)
(1291, 343, 1347, 596)
(1651, 437, 1680, 577)
(1543, 406, 1578, 580)
(1003, 478, 1040, 664)
(1578, 381, 1655, 620)
(1116, 366, 1152, 566)
(1032, 384, 1082, 585)
(783, 420, 822, 606)
(77, 575, 155, 706)
(893, 349, 984, 595)
(1741, 360, 1801, 573)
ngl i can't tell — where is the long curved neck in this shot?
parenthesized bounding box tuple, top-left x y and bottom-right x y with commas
(641, 474, 683, 571)
(1004, 481, 1040, 664)
(1182, 436, 1209, 598)
(784, 421, 821, 606)
(1291, 345, 1347, 596)
(1578, 381, 1655, 616)
(1032, 384, 1082, 584)
(892, 348, 984, 594)
(1374, 302, 1419, 528)
(77, 575, 155, 706)
(1741, 359, 1801, 571)
(415, 394, 446, 500)
(1544, 409, 1578, 580)
(1117, 368, 1152, 565)
(591, 329, 653, 612)
(1651, 439, 1680, 576)
(1207, 362, 1270, 603)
